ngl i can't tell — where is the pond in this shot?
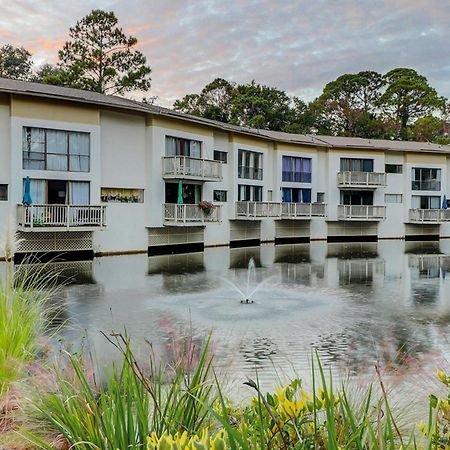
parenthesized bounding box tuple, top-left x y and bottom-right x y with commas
(12, 240, 450, 398)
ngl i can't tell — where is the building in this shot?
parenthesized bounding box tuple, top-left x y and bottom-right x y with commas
(0, 77, 449, 261)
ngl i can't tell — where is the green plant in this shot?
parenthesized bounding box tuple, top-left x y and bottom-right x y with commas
(0, 262, 59, 392)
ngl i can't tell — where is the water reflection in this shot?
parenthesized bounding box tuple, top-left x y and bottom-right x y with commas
(8, 240, 450, 394)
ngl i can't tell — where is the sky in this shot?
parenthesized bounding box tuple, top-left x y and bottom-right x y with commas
(0, 0, 449, 107)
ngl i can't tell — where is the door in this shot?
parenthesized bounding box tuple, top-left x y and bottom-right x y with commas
(47, 180, 67, 204)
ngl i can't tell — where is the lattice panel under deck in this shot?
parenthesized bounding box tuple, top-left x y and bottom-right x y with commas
(148, 227, 204, 245)
(16, 231, 93, 253)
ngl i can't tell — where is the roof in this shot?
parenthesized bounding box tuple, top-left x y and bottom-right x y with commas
(0, 77, 449, 154)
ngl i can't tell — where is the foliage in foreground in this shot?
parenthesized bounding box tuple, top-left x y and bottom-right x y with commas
(18, 328, 450, 450)
(0, 263, 58, 392)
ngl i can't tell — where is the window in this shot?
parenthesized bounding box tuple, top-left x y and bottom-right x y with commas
(238, 149, 263, 180)
(412, 168, 441, 191)
(165, 182, 201, 204)
(22, 179, 90, 204)
(412, 195, 440, 209)
(238, 185, 262, 201)
(282, 188, 311, 203)
(317, 192, 325, 203)
(213, 190, 227, 202)
(341, 190, 374, 205)
(213, 150, 227, 163)
(101, 188, 144, 203)
(0, 184, 7, 201)
(385, 164, 403, 174)
(282, 156, 311, 182)
(267, 190, 273, 201)
(22, 127, 90, 172)
(165, 136, 201, 157)
(340, 158, 374, 172)
(385, 194, 402, 203)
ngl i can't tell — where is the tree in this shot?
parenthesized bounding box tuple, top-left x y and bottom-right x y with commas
(34, 64, 64, 85)
(377, 68, 445, 140)
(174, 78, 235, 122)
(56, 9, 151, 95)
(229, 81, 294, 130)
(314, 71, 384, 137)
(0, 44, 33, 80)
(412, 116, 448, 143)
(174, 79, 301, 131)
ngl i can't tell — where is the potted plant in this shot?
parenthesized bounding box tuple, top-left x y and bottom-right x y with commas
(198, 200, 215, 216)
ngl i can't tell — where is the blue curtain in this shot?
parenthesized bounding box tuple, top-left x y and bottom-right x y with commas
(282, 188, 291, 202)
(301, 189, 311, 203)
(282, 156, 291, 182)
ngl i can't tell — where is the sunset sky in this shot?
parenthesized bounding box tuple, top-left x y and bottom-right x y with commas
(0, 0, 449, 107)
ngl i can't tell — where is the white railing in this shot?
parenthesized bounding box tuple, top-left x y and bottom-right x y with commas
(235, 201, 282, 219)
(337, 205, 386, 221)
(17, 204, 106, 229)
(281, 203, 327, 219)
(163, 203, 222, 225)
(337, 171, 386, 187)
(162, 156, 223, 180)
(408, 209, 450, 223)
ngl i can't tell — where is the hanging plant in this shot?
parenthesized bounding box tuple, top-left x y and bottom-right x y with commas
(198, 201, 215, 216)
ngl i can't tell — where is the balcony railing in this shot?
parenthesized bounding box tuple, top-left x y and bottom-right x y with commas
(411, 180, 441, 191)
(162, 156, 223, 181)
(408, 209, 450, 223)
(235, 202, 326, 220)
(17, 204, 106, 230)
(337, 171, 386, 188)
(237, 166, 263, 180)
(163, 203, 222, 226)
(281, 202, 326, 219)
(337, 205, 386, 221)
(235, 201, 281, 219)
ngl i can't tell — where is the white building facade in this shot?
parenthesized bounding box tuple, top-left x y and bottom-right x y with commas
(0, 78, 449, 260)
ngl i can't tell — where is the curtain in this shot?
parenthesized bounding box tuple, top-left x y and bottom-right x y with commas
(282, 156, 291, 181)
(69, 181, 90, 205)
(190, 141, 201, 158)
(47, 130, 68, 171)
(302, 158, 312, 182)
(69, 132, 90, 172)
(165, 137, 177, 156)
(254, 187, 262, 202)
(282, 188, 291, 202)
(301, 189, 312, 203)
(25, 179, 46, 204)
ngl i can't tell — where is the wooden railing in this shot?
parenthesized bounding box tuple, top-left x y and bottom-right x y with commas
(408, 209, 450, 223)
(281, 202, 326, 219)
(337, 205, 386, 221)
(337, 171, 386, 188)
(163, 203, 222, 225)
(162, 156, 223, 181)
(17, 204, 106, 229)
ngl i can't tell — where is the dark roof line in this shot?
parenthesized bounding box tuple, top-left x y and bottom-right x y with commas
(0, 77, 448, 153)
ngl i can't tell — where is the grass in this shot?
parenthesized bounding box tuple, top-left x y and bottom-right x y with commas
(0, 262, 60, 393)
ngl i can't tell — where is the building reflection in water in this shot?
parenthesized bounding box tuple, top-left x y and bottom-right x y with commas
(229, 247, 261, 269)
(7, 240, 450, 391)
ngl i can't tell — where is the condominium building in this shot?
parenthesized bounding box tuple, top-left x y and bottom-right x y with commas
(0, 78, 449, 260)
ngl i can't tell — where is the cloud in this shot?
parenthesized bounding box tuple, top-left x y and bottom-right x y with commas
(0, 0, 449, 106)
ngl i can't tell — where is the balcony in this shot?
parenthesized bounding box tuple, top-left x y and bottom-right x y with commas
(337, 205, 386, 221)
(163, 203, 222, 226)
(408, 209, 450, 223)
(235, 201, 281, 219)
(17, 204, 106, 231)
(281, 202, 326, 219)
(162, 156, 222, 181)
(337, 171, 386, 189)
